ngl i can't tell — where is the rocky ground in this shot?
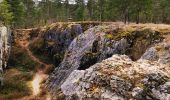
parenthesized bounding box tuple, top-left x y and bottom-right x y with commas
(2, 22, 170, 100)
(61, 55, 170, 100)
(45, 23, 170, 100)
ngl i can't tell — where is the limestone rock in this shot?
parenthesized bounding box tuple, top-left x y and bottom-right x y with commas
(61, 55, 170, 100)
(0, 26, 11, 85)
(141, 39, 170, 64)
(47, 24, 162, 98)
(141, 47, 159, 61)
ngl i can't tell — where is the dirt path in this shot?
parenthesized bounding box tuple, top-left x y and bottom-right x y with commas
(18, 37, 51, 71)
(18, 37, 51, 100)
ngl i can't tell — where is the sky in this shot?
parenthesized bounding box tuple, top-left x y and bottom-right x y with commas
(0, 0, 87, 4)
(34, 0, 75, 3)
(34, 0, 87, 4)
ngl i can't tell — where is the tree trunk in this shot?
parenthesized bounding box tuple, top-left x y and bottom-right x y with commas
(162, 9, 167, 23)
(136, 10, 140, 24)
(124, 9, 128, 24)
(0, 70, 3, 86)
(0, 77, 3, 86)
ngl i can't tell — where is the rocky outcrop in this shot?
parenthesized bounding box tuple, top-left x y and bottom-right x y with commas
(29, 23, 98, 65)
(0, 26, 11, 85)
(61, 55, 170, 100)
(46, 24, 163, 98)
(11, 22, 170, 99)
(141, 33, 170, 64)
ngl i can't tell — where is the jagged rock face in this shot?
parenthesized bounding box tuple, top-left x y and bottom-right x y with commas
(141, 33, 170, 64)
(29, 23, 97, 65)
(61, 55, 170, 100)
(47, 25, 121, 93)
(46, 24, 162, 97)
(0, 26, 11, 84)
(44, 24, 83, 65)
(0, 26, 11, 71)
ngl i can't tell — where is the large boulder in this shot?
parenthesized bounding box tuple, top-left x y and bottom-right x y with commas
(61, 55, 170, 100)
(46, 24, 162, 96)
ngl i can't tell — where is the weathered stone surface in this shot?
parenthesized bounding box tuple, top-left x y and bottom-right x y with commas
(0, 26, 11, 85)
(141, 47, 159, 61)
(141, 37, 170, 65)
(61, 55, 170, 100)
(46, 24, 163, 99)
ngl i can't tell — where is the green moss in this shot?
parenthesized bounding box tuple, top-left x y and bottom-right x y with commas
(105, 34, 114, 39)
(105, 31, 131, 40)
(114, 31, 131, 40)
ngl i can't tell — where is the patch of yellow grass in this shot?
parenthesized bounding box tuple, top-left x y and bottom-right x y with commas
(0, 69, 33, 99)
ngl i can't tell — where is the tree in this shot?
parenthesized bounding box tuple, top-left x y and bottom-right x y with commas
(22, 0, 37, 28)
(75, 0, 85, 21)
(130, 0, 152, 24)
(159, 0, 170, 23)
(65, 0, 70, 20)
(87, 0, 95, 20)
(1, 0, 170, 27)
(111, 0, 133, 23)
(7, 0, 24, 27)
(98, 0, 106, 21)
(52, 0, 62, 21)
(0, 0, 13, 25)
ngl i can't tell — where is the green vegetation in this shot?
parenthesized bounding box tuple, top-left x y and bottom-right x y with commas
(105, 31, 131, 40)
(2, 43, 36, 99)
(8, 45, 37, 71)
(29, 38, 52, 64)
(1, 0, 170, 28)
(0, 0, 13, 25)
(0, 69, 33, 99)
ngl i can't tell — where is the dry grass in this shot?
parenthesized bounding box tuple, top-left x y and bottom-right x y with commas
(0, 69, 33, 100)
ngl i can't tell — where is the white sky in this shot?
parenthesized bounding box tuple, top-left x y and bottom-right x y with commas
(0, 0, 87, 4)
(34, 0, 87, 4)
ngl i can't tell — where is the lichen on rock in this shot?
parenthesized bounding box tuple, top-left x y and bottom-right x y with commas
(46, 24, 164, 99)
(61, 55, 170, 100)
(11, 22, 170, 99)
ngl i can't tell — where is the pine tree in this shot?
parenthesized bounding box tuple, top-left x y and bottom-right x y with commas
(0, 0, 13, 25)
(22, 0, 37, 28)
(87, 0, 95, 20)
(7, 0, 24, 27)
(75, 0, 85, 21)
